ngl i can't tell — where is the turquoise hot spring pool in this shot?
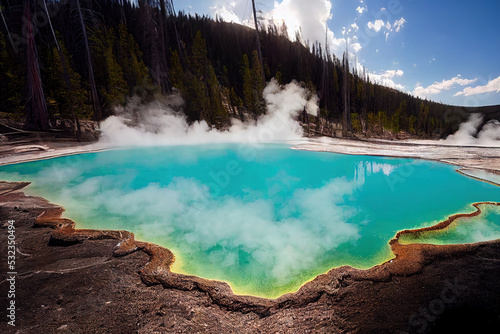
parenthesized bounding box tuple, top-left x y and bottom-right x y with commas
(1, 144, 499, 298)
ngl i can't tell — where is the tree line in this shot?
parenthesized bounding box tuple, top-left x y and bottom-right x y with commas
(0, 0, 491, 138)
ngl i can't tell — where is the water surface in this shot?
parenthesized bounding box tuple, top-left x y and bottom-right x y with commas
(1, 144, 499, 298)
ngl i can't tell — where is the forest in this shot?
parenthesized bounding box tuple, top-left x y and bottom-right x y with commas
(0, 0, 498, 139)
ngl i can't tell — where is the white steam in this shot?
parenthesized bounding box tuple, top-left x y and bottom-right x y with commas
(445, 113, 500, 147)
(15, 161, 380, 288)
(99, 79, 318, 146)
(305, 94, 319, 116)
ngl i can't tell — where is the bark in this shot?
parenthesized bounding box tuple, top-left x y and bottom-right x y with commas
(43, 0, 80, 137)
(158, 0, 171, 94)
(43, 0, 59, 51)
(167, 0, 184, 61)
(251, 0, 265, 84)
(76, 0, 102, 121)
(120, 0, 127, 25)
(58, 46, 82, 138)
(342, 43, 351, 137)
(24, 0, 50, 131)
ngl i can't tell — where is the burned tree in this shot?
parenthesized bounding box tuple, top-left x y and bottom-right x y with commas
(342, 41, 351, 137)
(23, 0, 50, 131)
(76, 0, 102, 121)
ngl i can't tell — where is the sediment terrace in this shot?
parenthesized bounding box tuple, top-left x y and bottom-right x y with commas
(294, 137, 500, 174)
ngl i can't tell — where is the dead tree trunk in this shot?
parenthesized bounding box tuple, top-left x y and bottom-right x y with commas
(167, 0, 184, 61)
(342, 42, 351, 137)
(76, 0, 102, 121)
(158, 0, 171, 94)
(23, 0, 50, 131)
(0, 6, 16, 52)
(251, 0, 265, 84)
(43, 0, 81, 137)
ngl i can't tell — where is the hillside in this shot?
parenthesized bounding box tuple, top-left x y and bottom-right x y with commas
(0, 0, 498, 140)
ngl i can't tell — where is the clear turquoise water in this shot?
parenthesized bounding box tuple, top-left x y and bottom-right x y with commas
(399, 204, 500, 245)
(1, 144, 499, 298)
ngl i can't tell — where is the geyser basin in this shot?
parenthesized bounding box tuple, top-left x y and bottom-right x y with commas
(1, 144, 499, 298)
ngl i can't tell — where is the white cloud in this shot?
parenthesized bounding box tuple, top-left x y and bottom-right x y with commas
(454, 75, 500, 97)
(263, 0, 335, 46)
(213, 5, 242, 23)
(393, 17, 406, 32)
(369, 69, 405, 91)
(329, 30, 348, 54)
(367, 16, 406, 40)
(384, 70, 404, 78)
(268, 0, 360, 56)
(356, 6, 366, 14)
(213, 1, 361, 57)
(367, 19, 386, 32)
(211, 0, 248, 24)
(350, 42, 362, 53)
(412, 75, 478, 98)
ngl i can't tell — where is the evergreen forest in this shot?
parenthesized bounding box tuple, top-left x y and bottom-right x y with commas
(0, 0, 498, 138)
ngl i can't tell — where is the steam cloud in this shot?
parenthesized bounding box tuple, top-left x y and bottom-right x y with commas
(6, 160, 390, 289)
(445, 113, 500, 147)
(99, 79, 318, 146)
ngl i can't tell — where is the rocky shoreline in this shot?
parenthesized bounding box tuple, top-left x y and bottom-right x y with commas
(1, 181, 499, 333)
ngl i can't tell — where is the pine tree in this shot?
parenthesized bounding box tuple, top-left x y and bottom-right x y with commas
(191, 30, 208, 79)
(169, 49, 185, 92)
(115, 23, 151, 93)
(240, 53, 253, 113)
(43, 36, 91, 120)
(0, 32, 24, 116)
(409, 114, 417, 134)
(207, 64, 228, 128)
(89, 26, 128, 111)
(184, 31, 211, 123)
(250, 50, 264, 116)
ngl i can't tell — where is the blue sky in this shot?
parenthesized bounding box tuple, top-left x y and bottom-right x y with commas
(175, 0, 500, 107)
